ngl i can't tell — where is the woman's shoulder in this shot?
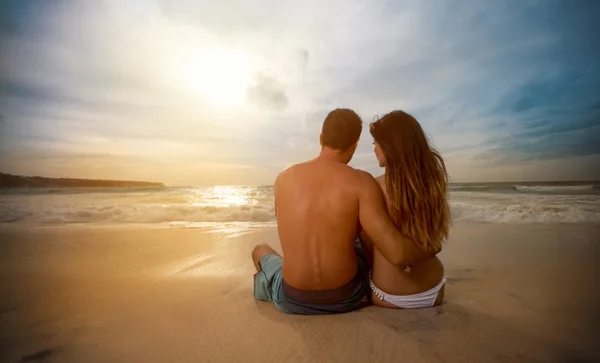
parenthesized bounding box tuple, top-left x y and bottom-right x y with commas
(374, 174, 389, 199)
(375, 174, 385, 187)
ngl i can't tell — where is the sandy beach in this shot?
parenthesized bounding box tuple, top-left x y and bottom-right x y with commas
(0, 223, 599, 363)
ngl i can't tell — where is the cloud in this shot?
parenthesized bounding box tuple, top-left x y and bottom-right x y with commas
(480, 69, 600, 163)
(1, 0, 599, 184)
(343, 0, 600, 177)
(486, 123, 600, 163)
(247, 74, 289, 111)
(297, 48, 309, 71)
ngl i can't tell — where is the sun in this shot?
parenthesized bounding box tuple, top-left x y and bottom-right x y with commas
(177, 46, 255, 107)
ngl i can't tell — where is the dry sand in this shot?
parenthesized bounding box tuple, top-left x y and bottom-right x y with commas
(0, 223, 599, 363)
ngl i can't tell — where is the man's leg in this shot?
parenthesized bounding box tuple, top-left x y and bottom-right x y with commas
(252, 243, 281, 271)
(252, 244, 284, 304)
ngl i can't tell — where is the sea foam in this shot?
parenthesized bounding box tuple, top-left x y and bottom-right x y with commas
(0, 185, 599, 225)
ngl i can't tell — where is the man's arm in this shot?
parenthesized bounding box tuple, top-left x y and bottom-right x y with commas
(356, 171, 433, 266)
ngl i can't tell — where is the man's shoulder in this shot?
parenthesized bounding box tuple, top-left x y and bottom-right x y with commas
(352, 168, 377, 182)
(348, 169, 381, 195)
(275, 161, 310, 185)
(277, 161, 305, 176)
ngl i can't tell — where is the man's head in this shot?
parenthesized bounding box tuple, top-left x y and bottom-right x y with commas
(319, 108, 363, 163)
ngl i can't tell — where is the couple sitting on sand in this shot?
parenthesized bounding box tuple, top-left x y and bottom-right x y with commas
(252, 109, 450, 315)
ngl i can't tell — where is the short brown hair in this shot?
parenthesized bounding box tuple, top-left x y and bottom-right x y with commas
(321, 108, 363, 150)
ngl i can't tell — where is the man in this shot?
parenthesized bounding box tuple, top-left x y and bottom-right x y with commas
(252, 108, 427, 314)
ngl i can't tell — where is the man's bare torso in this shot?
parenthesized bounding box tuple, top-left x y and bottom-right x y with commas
(274, 159, 361, 290)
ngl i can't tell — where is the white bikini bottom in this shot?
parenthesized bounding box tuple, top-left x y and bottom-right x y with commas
(368, 271, 446, 309)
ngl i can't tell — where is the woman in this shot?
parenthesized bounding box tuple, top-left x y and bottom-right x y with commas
(360, 110, 451, 308)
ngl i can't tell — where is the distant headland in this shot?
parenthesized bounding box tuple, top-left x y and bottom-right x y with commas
(0, 173, 165, 188)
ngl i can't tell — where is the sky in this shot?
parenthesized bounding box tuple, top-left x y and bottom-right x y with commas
(1, 0, 599, 185)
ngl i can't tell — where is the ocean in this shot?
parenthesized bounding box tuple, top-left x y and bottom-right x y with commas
(0, 182, 599, 226)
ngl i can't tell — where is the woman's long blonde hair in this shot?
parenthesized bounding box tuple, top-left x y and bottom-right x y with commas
(369, 110, 450, 254)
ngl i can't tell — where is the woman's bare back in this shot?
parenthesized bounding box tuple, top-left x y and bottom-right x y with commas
(368, 175, 445, 308)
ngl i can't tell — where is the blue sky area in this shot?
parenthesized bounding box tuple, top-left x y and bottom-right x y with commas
(1, 0, 599, 185)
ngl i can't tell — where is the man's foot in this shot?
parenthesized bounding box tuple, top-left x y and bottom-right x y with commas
(251, 244, 281, 272)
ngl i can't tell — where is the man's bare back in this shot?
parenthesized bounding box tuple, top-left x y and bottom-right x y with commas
(275, 158, 364, 290)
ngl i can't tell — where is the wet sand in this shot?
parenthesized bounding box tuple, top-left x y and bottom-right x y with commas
(0, 223, 599, 363)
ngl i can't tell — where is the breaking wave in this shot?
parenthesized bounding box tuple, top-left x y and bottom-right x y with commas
(0, 203, 276, 224)
(514, 184, 595, 192)
(450, 199, 600, 223)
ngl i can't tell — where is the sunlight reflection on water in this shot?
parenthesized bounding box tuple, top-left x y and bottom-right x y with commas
(189, 186, 260, 208)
